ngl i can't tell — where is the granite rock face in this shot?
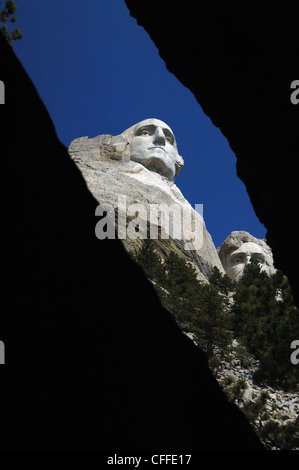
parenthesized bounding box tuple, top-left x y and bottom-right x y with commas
(216, 339, 299, 450)
(69, 129, 224, 282)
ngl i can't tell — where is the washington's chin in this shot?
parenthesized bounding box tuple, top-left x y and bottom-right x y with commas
(130, 153, 175, 181)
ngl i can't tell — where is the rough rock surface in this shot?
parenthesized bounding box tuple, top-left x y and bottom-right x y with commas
(124, 1, 299, 305)
(69, 133, 224, 282)
(217, 340, 299, 450)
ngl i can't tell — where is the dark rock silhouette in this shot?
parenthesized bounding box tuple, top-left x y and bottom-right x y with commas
(125, 2, 299, 307)
(0, 33, 264, 450)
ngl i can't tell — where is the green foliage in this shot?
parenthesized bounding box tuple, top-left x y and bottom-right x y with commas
(133, 240, 232, 359)
(133, 239, 166, 286)
(221, 378, 248, 405)
(221, 380, 299, 450)
(186, 282, 232, 359)
(232, 260, 299, 391)
(242, 391, 269, 425)
(0, 1, 22, 46)
(258, 419, 299, 450)
(208, 356, 220, 377)
(134, 243, 299, 390)
(133, 240, 299, 448)
(209, 266, 235, 296)
(164, 251, 199, 298)
(234, 342, 255, 369)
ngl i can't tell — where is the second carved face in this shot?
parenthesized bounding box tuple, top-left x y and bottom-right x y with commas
(225, 242, 274, 281)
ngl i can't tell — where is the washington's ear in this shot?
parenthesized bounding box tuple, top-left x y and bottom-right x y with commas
(111, 134, 129, 153)
(175, 154, 184, 177)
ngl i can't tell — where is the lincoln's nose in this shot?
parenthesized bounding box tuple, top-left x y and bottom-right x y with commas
(153, 127, 166, 146)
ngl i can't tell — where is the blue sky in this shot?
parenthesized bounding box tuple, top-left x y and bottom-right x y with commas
(13, 0, 266, 248)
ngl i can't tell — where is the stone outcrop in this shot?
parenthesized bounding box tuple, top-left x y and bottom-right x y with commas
(216, 340, 299, 450)
(124, 1, 299, 306)
(69, 130, 224, 282)
(0, 34, 264, 450)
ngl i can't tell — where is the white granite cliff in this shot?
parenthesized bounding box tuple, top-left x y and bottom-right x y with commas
(68, 131, 224, 282)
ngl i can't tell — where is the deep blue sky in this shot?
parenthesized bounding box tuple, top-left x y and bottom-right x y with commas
(13, 0, 266, 248)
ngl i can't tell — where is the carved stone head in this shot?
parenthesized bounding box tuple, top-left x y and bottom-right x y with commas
(112, 118, 184, 181)
(218, 231, 276, 281)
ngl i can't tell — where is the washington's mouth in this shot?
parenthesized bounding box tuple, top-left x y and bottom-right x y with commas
(148, 146, 166, 152)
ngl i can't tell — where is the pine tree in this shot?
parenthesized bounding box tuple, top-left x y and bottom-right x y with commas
(134, 245, 232, 359)
(0, 1, 23, 46)
(258, 420, 299, 450)
(232, 259, 276, 357)
(163, 252, 231, 358)
(209, 266, 235, 296)
(232, 259, 299, 390)
(133, 239, 166, 285)
(162, 251, 200, 325)
(164, 251, 199, 299)
(189, 282, 231, 359)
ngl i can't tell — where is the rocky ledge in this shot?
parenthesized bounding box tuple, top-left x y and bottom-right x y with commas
(215, 340, 299, 450)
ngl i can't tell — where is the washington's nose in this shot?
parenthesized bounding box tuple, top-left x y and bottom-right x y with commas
(153, 127, 166, 145)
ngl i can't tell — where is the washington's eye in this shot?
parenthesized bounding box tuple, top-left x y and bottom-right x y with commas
(164, 132, 174, 144)
(141, 130, 149, 136)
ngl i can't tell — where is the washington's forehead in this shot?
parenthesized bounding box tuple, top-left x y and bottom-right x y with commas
(134, 118, 174, 134)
